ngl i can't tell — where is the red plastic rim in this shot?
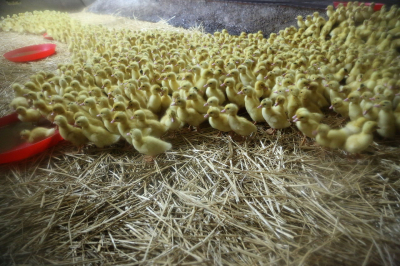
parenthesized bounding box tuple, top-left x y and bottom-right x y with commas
(333, 2, 384, 11)
(3, 43, 56, 62)
(43, 33, 54, 40)
(0, 112, 63, 165)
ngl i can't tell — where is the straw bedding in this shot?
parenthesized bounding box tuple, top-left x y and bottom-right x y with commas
(0, 12, 400, 266)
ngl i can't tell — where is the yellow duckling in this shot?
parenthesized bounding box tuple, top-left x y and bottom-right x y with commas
(97, 108, 120, 135)
(374, 100, 396, 139)
(221, 103, 257, 138)
(344, 121, 379, 154)
(286, 87, 302, 119)
(186, 88, 208, 114)
(204, 106, 231, 135)
(111, 111, 136, 144)
(160, 87, 172, 114)
(160, 109, 184, 137)
(239, 86, 264, 123)
(128, 129, 172, 160)
(75, 116, 120, 148)
(204, 96, 224, 111)
(53, 115, 88, 150)
(315, 124, 348, 149)
(293, 108, 320, 144)
(257, 98, 290, 133)
(237, 65, 255, 86)
(127, 100, 158, 120)
(221, 77, 245, 108)
(344, 91, 363, 121)
(15, 106, 41, 123)
(170, 98, 206, 131)
(83, 97, 101, 117)
(205, 78, 225, 104)
(51, 103, 74, 124)
(147, 85, 162, 114)
(9, 97, 29, 110)
(195, 69, 214, 93)
(20, 127, 56, 144)
(330, 98, 349, 118)
(132, 110, 166, 138)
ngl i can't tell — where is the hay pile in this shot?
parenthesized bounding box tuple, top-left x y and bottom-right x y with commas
(0, 10, 400, 266)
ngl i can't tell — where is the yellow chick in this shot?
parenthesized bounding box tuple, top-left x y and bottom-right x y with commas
(205, 78, 225, 104)
(160, 109, 184, 137)
(204, 96, 224, 111)
(257, 98, 290, 133)
(97, 108, 120, 135)
(293, 109, 320, 144)
(170, 98, 206, 131)
(344, 91, 363, 121)
(83, 97, 101, 117)
(15, 106, 41, 123)
(186, 89, 208, 114)
(51, 103, 74, 124)
(315, 124, 348, 149)
(127, 100, 158, 120)
(53, 115, 88, 149)
(20, 127, 56, 143)
(204, 106, 231, 134)
(160, 87, 172, 114)
(344, 121, 379, 154)
(239, 86, 264, 123)
(330, 98, 349, 118)
(221, 103, 257, 138)
(9, 97, 29, 110)
(73, 112, 104, 128)
(195, 69, 214, 93)
(75, 116, 120, 148)
(374, 100, 396, 139)
(132, 110, 166, 138)
(147, 85, 162, 114)
(111, 111, 136, 144)
(128, 129, 172, 160)
(287, 87, 302, 119)
(221, 77, 245, 108)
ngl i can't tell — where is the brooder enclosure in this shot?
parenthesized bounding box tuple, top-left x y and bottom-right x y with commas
(0, 1, 400, 265)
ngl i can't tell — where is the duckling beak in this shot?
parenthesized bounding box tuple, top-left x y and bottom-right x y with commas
(110, 119, 115, 123)
(237, 91, 243, 95)
(126, 132, 131, 136)
(329, 105, 333, 109)
(274, 102, 279, 107)
(96, 114, 101, 117)
(257, 105, 262, 109)
(293, 118, 299, 122)
(204, 103, 209, 107)
(292, 115, 297, 120)
(285, 89, 290, 92)
(373, 104, 381, 108)
(312, 130, 318, 136)
(343, 98, 349, 102)
(220, 83, 225, 87)
(204, 114, 209, 118)
(221, 109, 226, 113)
(170, 102, 176, 106)
(171, 117, 175, 123)
(203, 84, 208, 88)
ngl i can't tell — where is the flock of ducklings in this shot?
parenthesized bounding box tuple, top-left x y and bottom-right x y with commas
(1, 2, 400, 159)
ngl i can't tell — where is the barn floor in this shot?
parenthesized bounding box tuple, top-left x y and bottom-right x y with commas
(0, 12, 400, 266)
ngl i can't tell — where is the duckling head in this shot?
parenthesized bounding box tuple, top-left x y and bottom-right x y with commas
(204, 107, 221, 119)
(75, 116, 89, 127)
(20, 129, 31, 140)
(221, 103, 239, 115)
(54, 115, 68, 126)
(257, 98, 273, 109)
(130, 129, 143, 141)
(133, 110, 146, 121)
